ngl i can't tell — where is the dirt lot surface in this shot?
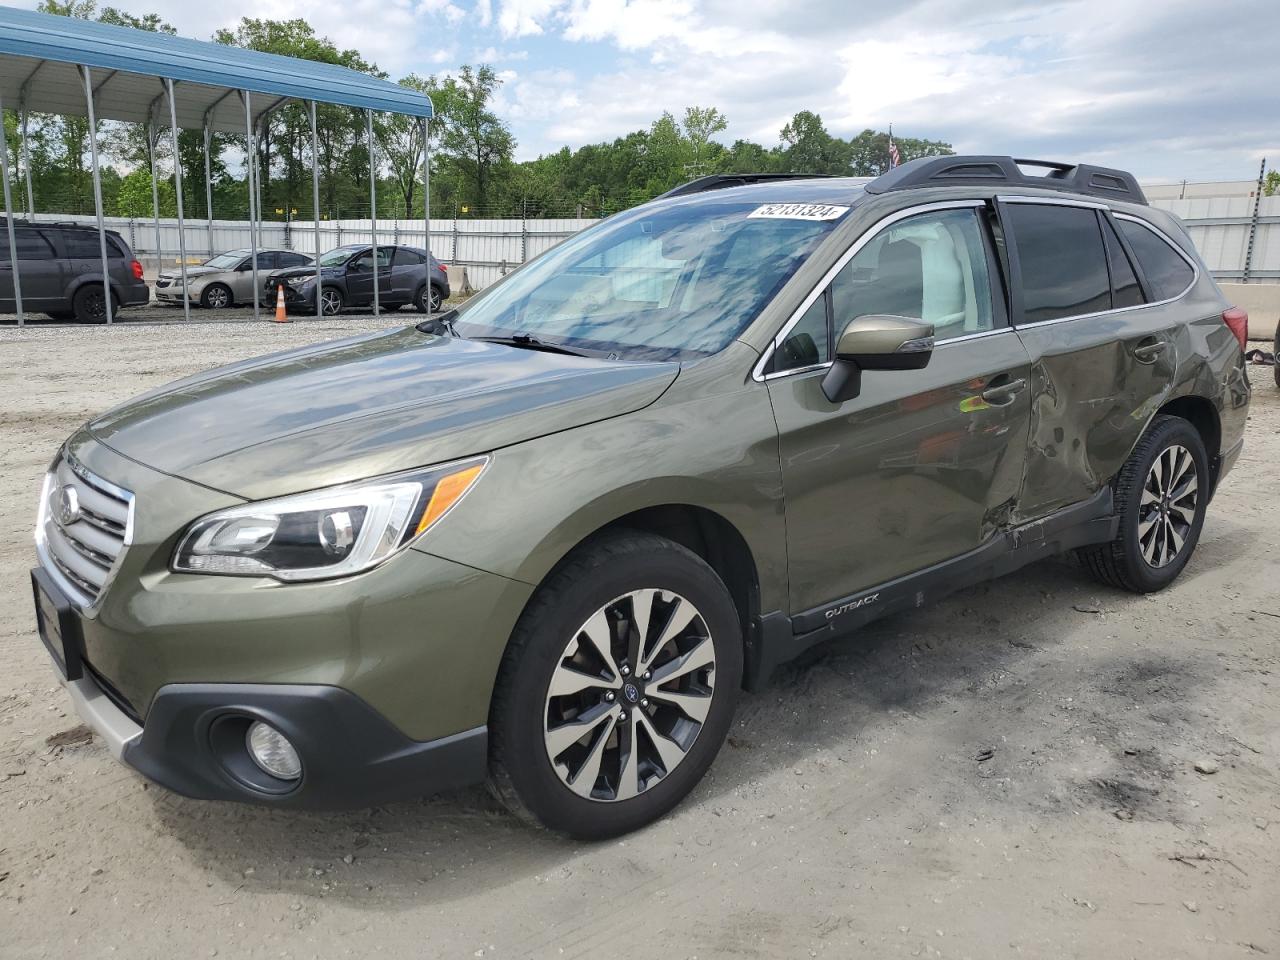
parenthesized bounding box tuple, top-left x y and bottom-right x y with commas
(1, 319, 1277, 960)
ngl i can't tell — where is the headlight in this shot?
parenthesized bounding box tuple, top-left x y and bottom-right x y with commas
(286, 276, 310, 288)
(172, 457, 486, 581)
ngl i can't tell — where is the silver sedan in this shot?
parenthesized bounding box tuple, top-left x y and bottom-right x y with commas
(155, 249, 314, 308)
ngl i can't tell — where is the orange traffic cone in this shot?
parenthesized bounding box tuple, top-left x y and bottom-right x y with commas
(272, 284, 290, 323)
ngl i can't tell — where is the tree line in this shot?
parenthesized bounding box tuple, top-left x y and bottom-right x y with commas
(1, 1, 954, 225)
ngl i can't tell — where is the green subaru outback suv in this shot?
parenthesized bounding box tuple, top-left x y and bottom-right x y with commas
(32, 156, 1251, 838)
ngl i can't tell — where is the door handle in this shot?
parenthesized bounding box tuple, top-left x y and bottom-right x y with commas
(981, 377, 1027, 405)
(1132, 339, 1167, 362)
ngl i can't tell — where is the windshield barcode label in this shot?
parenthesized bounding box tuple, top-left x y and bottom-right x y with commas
(748, 203, 849, 221)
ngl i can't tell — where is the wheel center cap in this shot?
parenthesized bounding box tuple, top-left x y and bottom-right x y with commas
(622, 682, 641, 704)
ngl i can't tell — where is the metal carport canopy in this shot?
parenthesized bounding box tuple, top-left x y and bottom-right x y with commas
(0, 4, 433, 131)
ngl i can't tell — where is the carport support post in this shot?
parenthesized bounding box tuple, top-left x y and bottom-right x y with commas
(421, 117, 431, 312)
(164, 78, 191, 321)
(366, 109, 379, 315)
(241, 90, 260, 321)
(0, 94, 25, 326)
(147, 120, 162, 274)
(20, 105, 35, 220)
(309, 101, 322, 317)
(80, 66, 113, 325)
(203, 121, 215, 258)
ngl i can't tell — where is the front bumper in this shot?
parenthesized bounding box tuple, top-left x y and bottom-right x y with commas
(34, 434, 534, 807)
(60, 669, 486, 808)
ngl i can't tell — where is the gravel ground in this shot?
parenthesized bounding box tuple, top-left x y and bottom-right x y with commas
(1, 320, 1277, 960)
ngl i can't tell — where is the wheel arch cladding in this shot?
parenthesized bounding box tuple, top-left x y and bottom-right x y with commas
(1152, 394, 1222, 488)
(523, 503, 761, 684)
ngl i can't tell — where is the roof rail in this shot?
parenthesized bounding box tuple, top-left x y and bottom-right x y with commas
(656, 173, 836, 201)
(865, 155, 1147, 205)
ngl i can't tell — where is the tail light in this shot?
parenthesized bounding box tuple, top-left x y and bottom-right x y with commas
(436, 262, 448, 273)
(130, 259, 145, 281)
(1222, 306, 1248, 351)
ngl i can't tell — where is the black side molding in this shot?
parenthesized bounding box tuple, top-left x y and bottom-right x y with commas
(748, 488, 1117, 688)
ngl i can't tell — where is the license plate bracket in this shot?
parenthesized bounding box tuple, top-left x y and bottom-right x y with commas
(31, 567, 85, 682)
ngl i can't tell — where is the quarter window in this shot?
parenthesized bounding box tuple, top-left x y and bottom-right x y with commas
(1101, 217, 1144, 309)
(1117, 219, 1195, 301)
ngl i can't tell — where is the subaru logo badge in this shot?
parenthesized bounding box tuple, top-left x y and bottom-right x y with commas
(623, 682, 640, 704)
(55, 484, 81, 527)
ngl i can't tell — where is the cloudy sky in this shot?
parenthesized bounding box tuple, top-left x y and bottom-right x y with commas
(15, 0, 1278, 182)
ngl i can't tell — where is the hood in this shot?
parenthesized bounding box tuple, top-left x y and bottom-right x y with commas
(158, 265, 221, 281)
(270, 265, 334, 281)
(88, 327, 680, 500)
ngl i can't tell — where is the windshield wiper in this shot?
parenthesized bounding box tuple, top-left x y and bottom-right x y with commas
(472, 334, 588, 357)
(415, 309, 459, 337)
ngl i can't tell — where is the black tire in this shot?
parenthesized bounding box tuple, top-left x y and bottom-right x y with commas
(1077, 415, 1209, 593)
(317, 286, 344, 316)
(414, 283, 443, 314)
(71, 284, 115, 324)
(45, 310, 76, 322)
(201, 283, 233, 309)
(489, 531, 742, 839)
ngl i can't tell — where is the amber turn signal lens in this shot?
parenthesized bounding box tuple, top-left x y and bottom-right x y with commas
(415, 464, 484, 535)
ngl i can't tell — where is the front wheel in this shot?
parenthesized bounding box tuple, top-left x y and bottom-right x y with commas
(1078, 415, 1209, 593)
(201, 283, 232, 309)
(489, 532, 742, 839)
(317, 286, 344, 316)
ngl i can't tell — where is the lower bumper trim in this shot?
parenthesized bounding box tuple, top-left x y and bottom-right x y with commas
(122, 683, 488, 810)
(63, 674, 142, 761)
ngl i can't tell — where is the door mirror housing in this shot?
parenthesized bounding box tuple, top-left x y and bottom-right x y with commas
(821, 314, 935, 403)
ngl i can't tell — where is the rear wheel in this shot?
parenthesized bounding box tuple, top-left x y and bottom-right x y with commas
(201, 283, 232, 309)
(1078, 415, 1209, 593)
(489, 532, 742, 839)
(414, 283, 443, 314)
(72, 285, 115, 324)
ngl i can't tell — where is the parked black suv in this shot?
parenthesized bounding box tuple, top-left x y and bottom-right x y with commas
(265, 244, 450, 315)
(1, 219, 150, 322)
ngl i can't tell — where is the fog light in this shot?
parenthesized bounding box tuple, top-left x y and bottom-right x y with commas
(245, 721, 302, 780)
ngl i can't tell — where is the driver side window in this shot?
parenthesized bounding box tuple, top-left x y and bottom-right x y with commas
(774, 208, 996, 373)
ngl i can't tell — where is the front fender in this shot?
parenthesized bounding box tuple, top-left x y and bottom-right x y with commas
(414, 344, 790, 614)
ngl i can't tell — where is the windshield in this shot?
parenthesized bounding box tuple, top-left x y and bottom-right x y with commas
(451, 199, 846, 360)
(319, 247, 361, 267)
(204, 251, 248, 269)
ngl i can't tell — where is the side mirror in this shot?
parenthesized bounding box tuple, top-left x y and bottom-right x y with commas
(821, 314, 935, 404)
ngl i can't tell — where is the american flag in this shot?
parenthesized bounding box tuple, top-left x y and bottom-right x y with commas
(888, 134, 901, 170)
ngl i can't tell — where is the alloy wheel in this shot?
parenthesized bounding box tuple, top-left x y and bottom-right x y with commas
(1138, 443, 1198, 568)
(320, 289, 342, 316)
(543, 589, 716, 803)
(206, 286, 230, 308)
(429, 286, 443, 313)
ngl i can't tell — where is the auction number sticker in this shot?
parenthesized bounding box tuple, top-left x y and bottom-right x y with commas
(748, 202, 849, 221)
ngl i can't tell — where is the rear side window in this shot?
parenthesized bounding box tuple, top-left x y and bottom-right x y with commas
(393, 248, 426, 266)
(1117, 219, 1195, 301)
(1006, 204, 1110, 323)
(1101, 217, 1143, 309)
(1, 228, 55, 259)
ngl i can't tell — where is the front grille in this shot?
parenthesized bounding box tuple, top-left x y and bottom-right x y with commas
(36, 456, 134, 610)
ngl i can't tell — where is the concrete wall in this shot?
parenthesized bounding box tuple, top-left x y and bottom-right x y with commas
(1218, 282, 1280, 341)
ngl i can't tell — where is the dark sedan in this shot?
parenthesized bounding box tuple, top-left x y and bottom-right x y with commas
(265, 244, 449, 316)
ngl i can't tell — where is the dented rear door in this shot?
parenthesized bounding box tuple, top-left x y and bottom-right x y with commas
(1000, 199, 1179, 523)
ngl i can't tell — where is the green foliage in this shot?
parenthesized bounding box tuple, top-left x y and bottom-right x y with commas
(1265, 170, 1280, 198)
(116, 167, 175, 217)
